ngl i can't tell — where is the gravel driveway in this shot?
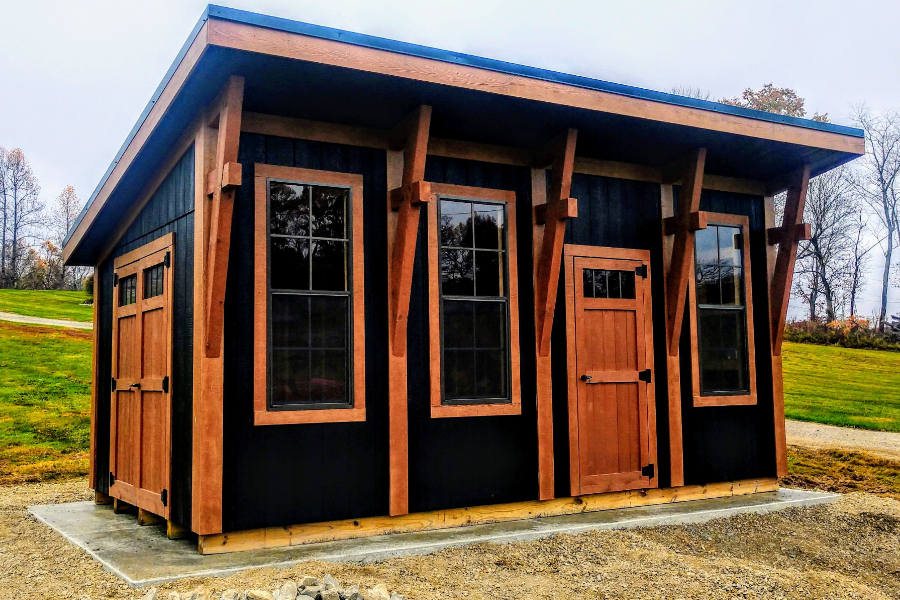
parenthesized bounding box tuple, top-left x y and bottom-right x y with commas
(3, 478, 900, 599)
(787, 419, 900, 460)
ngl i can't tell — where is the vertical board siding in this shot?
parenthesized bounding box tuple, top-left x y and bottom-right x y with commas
(95, 147, 195, 527)
(222, 135, 389, 531)
(410, 156, 538, 512)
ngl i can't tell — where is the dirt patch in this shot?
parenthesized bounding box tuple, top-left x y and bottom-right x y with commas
(787, 419, 900, 461)
(4, 478, 900, 599)
(784, 444, 900, 499)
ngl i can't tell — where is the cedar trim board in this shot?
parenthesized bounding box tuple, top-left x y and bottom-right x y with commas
(198, 478, 778, 554)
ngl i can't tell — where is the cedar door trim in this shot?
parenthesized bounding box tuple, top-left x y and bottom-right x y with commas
(687, 213, 757, 407)
(253, 165, 366, 425)
(426, 183, 522, 418)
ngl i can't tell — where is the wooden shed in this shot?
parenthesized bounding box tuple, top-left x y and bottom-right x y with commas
(63, 5, 865, 552)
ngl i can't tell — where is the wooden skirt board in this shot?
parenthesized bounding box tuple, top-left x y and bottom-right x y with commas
(564, 245, 658, 497)
(109, 234, 175, 519)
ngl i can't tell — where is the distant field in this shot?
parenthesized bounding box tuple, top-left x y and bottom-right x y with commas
(783, 341, 900, 432)
(0, 320, 91, 484)
(0, 289, 92, 322)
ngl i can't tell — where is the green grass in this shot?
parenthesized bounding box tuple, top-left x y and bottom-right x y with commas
(0, 289, 92, 322)
(0, 320, 91, 483)
(783, 341, 900, 432)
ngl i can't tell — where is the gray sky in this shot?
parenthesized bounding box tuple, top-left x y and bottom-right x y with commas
(1, 0, 897, 317)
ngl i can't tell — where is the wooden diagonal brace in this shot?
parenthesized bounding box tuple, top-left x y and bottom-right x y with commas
(204, 75, 245, 358)
(769, 165, 811, 356)
(388, 105, 432, 357)
(664, 148, 706, 356)
(533, 129, 578, 357)
(767, 222, 812, 246)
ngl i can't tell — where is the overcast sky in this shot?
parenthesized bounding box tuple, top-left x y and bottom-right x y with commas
(1, 0, 898, 317)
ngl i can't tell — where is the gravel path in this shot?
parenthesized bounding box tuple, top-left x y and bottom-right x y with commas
(0, 310, 92, 330)
(787, 419, 900, 460)
(3, 478, 900, 599)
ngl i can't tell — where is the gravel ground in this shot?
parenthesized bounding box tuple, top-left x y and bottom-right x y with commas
(0, 311, 93, 330)
(3, 478, 900, 599)
(787, 419, 900, 460)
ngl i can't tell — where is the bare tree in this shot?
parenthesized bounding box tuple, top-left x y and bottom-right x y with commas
(1, 149, 43, 288)
(667, 86, 711, 101)
(846, 211, 880, 318)
(852, 106, 900, 331)
(50, 185, 88, 289)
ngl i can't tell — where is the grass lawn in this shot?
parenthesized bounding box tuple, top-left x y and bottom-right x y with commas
(0, 320, 91, 484)
(0, 289, 92, 322)
(783, 341, 900, 432)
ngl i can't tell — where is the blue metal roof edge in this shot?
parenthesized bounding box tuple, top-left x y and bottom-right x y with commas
(64, 7, 212, 249)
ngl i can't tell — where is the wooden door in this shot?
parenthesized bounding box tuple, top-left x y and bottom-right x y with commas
(109, 235, 174, 518)
(566, 248, 657, 496)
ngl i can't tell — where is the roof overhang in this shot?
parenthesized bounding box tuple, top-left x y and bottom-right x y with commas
(63, 4, 865, 265)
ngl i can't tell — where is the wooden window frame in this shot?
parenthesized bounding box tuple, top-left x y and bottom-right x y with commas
(427, 183, 521, 418)
(688, 213, 757, 407)
(253, 164, 366, 425)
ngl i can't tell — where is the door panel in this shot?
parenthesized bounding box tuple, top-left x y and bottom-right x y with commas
(566, 248, 657, 496)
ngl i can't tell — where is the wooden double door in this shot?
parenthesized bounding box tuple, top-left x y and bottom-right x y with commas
(564, 246, 658, 496)
(109, 234, 174, 518)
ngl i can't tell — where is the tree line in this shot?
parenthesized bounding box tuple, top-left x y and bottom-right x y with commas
(0, 147, 90, 291)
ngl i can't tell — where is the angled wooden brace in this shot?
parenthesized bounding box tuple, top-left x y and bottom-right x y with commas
(533, 129, 578, 357)
(204, 75, 245, 358)
(388, 105, 432, 357)
(664, 148, 707, 356)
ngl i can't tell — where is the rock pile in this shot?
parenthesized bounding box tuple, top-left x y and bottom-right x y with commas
(143, 574, 405, 600)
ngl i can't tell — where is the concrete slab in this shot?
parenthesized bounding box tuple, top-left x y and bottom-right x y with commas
(29, 488, 838, 588)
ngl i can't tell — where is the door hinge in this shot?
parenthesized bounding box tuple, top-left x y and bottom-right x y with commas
(111, 377, 116, 391)
(113, 273, 119, 287)
(162, 375, 169, 394)
(164, 251, 171, 268)
(109, 472, 115, 487)
(160, 488, 168, 507)
(635, 264, 648, 278)
(638, 369, 652, 383)
(642, 463, 655, 479)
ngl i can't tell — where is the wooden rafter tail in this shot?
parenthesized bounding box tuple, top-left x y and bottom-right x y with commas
(769, 164, 811, 356)
(388, 105, 432, 357)
(204, 75, 245, 358)
(533, 128, 578, 357)
(664, 148, 707, 356)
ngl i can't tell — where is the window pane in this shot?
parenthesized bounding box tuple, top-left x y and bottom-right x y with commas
(271, 294, 310, 349)
(583, 268, 594, 298)
(718, 226, 742, 267)
(475, 349, 506, 398)
(443, 299, 508, 401)
(143, 264, 165, 299)
(310, 349, 347, 403)
(271, 238, 310, 290)
(311, 240, 347, 291)
(696, 263, 721, 305)
(695, 226, 719, 266)
(593, 270, 608, 298)
(474, 301, 506, 349)
(269, 182, 310, 237)
(444, 349, 475, 398)
(608, 270, 621, 298)
(118, 274, 137, 306)
(698, 308, 748, 394)
(310, 296, 348, 348)
(473, 203, 505, 249)
(440, 200, 472, 247)
(441, 248, 475, 295)
(443, 299, 474, 348)
(620, 270, 635, 299)
(474, 250, 502, 297)
(311, 186, 347, 239)
(720, 266, 743, 306)
(271, 348, 310, 407)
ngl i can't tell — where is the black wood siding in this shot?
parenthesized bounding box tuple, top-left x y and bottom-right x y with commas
(94, 146, 195, 528)
(223, 135, 390, 532)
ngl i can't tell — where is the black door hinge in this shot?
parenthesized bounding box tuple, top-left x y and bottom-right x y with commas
(164, 251, 171, 268)
(111, 377, 116, 391)
(642, 464, 655, 479)
(635, 264, 647, 278)
(638, 369, 652, 383)
(160, 488, 168, 507)
(113, 273, 119, 286)
(109, 472, 115, 487)
(162, 375, 169, 394)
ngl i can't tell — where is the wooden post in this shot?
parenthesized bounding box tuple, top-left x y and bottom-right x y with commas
(660, 148, 707, 488)
(532, 129, 578, 500)
(386, 106, 432, 516)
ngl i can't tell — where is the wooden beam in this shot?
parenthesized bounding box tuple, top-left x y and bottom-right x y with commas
(767, 222, 812, 246)
(664, 148, 707, 356)
(204, 75, 245, 359)
(198, 478, 778, 554)
(167, 520, 191, 540)
(663, 211, 707, 236)
(138, 508, 164, 526)
(534, 129, 578, 357)
(388, 105, 432, 358)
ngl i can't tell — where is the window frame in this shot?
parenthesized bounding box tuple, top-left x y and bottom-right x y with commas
(427, 183, 521, 418)
(253, 164, 366, 425)
(688, 212, 757, 407)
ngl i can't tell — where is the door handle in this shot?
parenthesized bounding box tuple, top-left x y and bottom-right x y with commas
(129, 382, 141, 389)
(580, 374, 593, 382)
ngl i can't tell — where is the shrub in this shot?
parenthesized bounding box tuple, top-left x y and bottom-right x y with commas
(785, 319, 900, 352)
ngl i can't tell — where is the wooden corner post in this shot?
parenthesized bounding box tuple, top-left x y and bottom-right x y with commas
(660, 148, 707, 488)
(387, 105, 432, 516)
(532, 129, 578, 500)
(766, 165, 811, 477)
(192, 75, 244, 536)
